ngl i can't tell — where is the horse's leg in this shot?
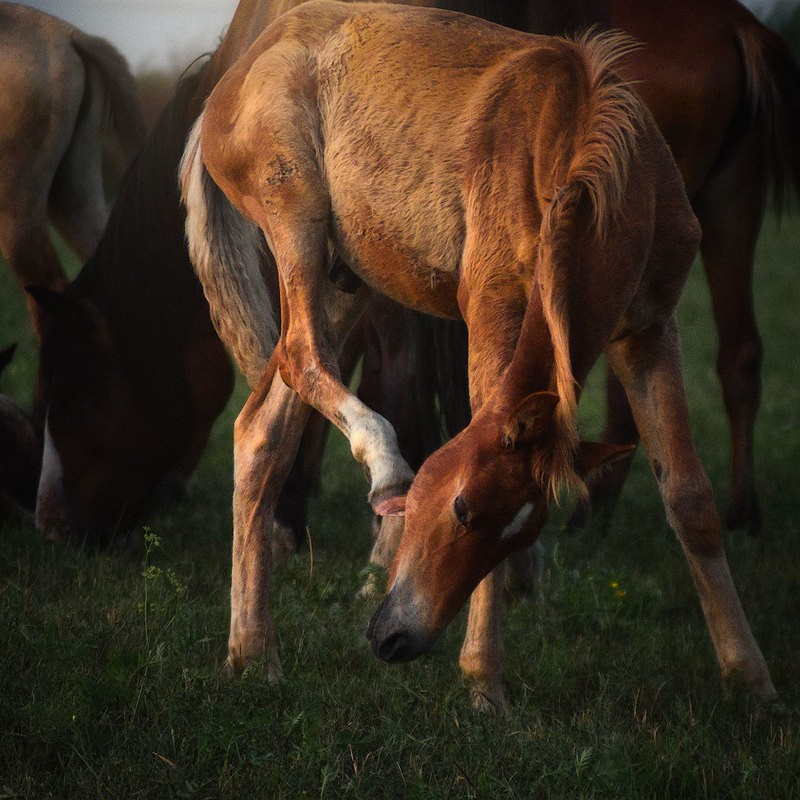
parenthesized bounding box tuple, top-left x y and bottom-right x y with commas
(264, 207, 414, 514)
(166, 314, 235, 499)
(228, 355, 310, 678)
(692, 134, 767, 535)
(606, 318, 776, 700)
(229, 284, 370, 675)
(572, 366, 638, 529)
(459, 564, 508, 710)
(357, 300, 442, 597)
(48, 66, 109, 262)
(0, 214, 69, 338)
(455, 273, 528, 709)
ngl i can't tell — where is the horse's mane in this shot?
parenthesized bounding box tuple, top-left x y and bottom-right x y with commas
(70, 68, 209, 391)
(532, 30, 644, 502)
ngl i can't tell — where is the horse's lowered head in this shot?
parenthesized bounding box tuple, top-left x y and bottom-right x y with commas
(367, 388, 632, 663)
(29, 287, 189, 545)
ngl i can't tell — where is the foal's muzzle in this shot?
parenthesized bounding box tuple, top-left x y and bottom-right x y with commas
(366, 589, 436, 664)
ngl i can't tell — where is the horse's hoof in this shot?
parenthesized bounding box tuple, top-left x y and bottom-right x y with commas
(467, 679, 508, 713)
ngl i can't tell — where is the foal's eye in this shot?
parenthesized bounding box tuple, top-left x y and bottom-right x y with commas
(453, 495, 470, 527)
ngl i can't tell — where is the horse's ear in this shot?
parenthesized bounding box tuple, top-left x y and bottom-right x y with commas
(575, 441, 636, 477)
(501, 391, 559, 447)
(25, 286, 72, 319)
(0, 343, 17, 376)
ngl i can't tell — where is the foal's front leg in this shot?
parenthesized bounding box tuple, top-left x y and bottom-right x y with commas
(606, 318, 776, 700)
(459, 564, 508, 710)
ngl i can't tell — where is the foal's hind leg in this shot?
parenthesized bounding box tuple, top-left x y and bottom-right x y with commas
(229, 356, 311, 677)
(606, 318, 775, 700)
(228, 280, 387, 673)
(693, 135, 767, 535)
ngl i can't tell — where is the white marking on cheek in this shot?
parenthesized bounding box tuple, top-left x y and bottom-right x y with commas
(499, 502, 535, 542)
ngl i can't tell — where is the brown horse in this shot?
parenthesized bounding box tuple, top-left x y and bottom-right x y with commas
(420, 0, 800, 537)
(589, 0, 800, 535)
(0, 2, 145, 338)
(181, 1, 775, 704)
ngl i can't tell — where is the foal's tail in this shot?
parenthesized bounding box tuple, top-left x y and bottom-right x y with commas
(735, 20, 800, 212)
(533, 30, 645, 501)
(71, 30, 147, 162)
(180, 115, 280, 387)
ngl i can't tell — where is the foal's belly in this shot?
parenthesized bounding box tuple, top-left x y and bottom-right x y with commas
(334, 224, 462, 318)
(329, 196, 464, 320)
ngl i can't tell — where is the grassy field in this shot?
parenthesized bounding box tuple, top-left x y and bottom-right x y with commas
(1, 216, 799, 799)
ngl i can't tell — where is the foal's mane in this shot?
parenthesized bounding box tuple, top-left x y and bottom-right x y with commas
(533, 29, 644, 501)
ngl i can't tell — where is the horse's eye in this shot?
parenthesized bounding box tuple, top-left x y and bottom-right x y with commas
(453, 494, 470, 527)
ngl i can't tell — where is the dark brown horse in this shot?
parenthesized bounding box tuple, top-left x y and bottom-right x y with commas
(32, 72, 234, 543)
(591, 0, 800, 535)
(421, 0, 800, 536)
(181, 0, 775, 705)
(0, 2, 145, 338)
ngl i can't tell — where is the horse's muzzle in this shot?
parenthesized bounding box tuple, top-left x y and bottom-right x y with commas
(366, 589, 435, 664)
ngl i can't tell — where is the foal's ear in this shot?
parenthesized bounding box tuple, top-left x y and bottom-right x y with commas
(575, 441, 636, 476)
(501, 391, 559, 447)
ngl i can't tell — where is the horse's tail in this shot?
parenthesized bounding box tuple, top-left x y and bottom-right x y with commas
(533, 30, 645, 501)
(180, 115, 279, 387)
(70, 30, 147, 161)
(735, 19, 800, 213)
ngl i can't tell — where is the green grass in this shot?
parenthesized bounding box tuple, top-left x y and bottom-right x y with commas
(1, 215, 799, 799)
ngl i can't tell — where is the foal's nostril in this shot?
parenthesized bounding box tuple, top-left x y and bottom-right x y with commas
(376, 631, 412, 663)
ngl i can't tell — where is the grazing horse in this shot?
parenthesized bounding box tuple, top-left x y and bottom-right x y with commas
(0, 345, 40, 523)
(180, 0, 775, 704)
(32, 73, 234, 543)
(0, 2, 145, 338)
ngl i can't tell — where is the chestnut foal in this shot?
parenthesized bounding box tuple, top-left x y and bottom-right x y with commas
(181, 1, 775, 705)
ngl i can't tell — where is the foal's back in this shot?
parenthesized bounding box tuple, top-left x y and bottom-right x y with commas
(202, 1, 611, 314)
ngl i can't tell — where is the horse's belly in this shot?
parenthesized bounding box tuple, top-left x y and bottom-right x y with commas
(329, 181, 464, 318)
(333, 219, 462, 319)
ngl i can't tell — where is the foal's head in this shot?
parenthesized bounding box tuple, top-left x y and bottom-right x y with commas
(368, 390, 629, 662)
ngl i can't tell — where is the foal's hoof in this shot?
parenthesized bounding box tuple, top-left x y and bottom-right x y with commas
(226, 646, 285, 684)
(467, 678, 508, 713)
